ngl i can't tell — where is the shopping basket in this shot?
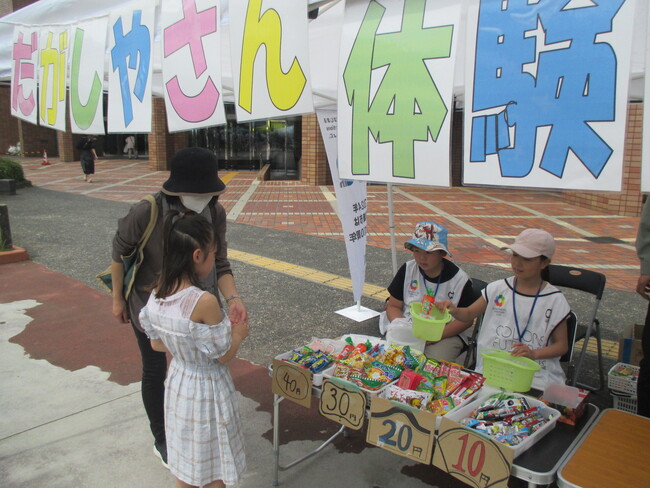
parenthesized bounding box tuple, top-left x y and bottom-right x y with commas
(480, 349, 540, 392)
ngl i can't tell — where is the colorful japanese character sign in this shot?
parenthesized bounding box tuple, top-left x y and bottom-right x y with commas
(107, 2, 154, 133)
(229, 0, 314, 123)
(69, 17, 108, 134)
(337, 0, 461, 187)
(463, 0, 635, 192)
(11, 26, 39, 126)
(161, 0, 226, 132)
(38, 25, 70, 132)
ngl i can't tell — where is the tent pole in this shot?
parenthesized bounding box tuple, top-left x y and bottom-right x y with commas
(388, 183, 397, 275)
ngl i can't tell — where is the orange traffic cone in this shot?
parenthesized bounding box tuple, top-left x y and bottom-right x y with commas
(41, 149, 49, 166)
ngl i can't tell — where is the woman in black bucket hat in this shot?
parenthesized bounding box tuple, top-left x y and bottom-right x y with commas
(110, 147, 247, 467)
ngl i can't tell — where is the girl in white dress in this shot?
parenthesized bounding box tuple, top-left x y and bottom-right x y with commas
(435, 229, 570, 390)
(140, 210, 248, 488)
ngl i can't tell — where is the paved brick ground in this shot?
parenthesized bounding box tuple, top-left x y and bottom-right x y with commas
(19, 156, 640, 293)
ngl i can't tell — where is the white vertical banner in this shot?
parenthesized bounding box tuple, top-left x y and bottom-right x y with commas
(317, 109, 378, 321)
(337, 0, 460, 186)
(38, 25, 70, 131)
(108, 3, 154, 133)
(463, 0, 635, 191)
(643, 3, 650, 192)
(229, 0, 314, 122)
(69, 18, 108, 134)
(161, 0, 226, 132)
(11, 26, 39, 125)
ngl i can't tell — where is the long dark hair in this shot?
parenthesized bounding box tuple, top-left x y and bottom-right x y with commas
(155, 210, 215, 299)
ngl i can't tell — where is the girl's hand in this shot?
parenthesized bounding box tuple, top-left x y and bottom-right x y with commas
(232, 321, 249, 342)
(228, 298, 248, 325)
(435, 299, 456, 314)
(511, 342, 537, 360)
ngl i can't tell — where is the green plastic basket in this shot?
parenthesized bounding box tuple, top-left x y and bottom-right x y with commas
(480, 349, 541, 392)
(410, 302, 451, 341)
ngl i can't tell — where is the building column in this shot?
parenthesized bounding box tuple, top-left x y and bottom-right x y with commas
(56, 107, 76, 162)
(149, 97, 173, 171)
(300, 113, 331, 185)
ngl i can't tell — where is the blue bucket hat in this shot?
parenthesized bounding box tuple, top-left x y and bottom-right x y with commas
(404, 221, 452, 256)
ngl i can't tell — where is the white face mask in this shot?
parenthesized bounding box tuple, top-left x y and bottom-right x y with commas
(180, 195, 213, 214)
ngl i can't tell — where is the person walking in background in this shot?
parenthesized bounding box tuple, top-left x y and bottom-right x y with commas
(77, 136, 99, 182)
(124, 135, 136, 159)
(139, 210, 248, 487)
(635, 197, 650, 418)
(110, 147, 248, 467)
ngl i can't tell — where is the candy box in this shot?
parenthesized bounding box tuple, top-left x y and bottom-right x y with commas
(274, 349, 335, 387)
(540, 383, 589, 426)
(446, 386, 560, 458)
(618, 324, 644, 366)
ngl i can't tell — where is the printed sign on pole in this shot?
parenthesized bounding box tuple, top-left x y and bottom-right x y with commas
(161, 0, 226, 132)
(317, 109, 369, 306)
(337, 0, 460, 186)
(38, 25, 70, 132)
(11, 26, 39, 125)
(463, 0, 635, 191)
(108, 3, 154, 133)
(69, 18, 108, 134)
(229, 0, 314, 122)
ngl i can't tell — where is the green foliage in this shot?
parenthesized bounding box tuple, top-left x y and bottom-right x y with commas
(0, 158, 25, 181)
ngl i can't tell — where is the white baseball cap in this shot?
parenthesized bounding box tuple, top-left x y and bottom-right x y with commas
(502, 228, 556, 259)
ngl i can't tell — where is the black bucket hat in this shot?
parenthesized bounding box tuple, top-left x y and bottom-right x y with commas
(162, 147, 226, 196)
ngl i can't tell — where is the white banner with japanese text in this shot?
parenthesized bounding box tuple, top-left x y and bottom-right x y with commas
(107, 2, 154, 133)
(38, 25, 70, 132)
(317, 109, 368, 304)
(11, 26, 39, 126)
(69, 17, 108, 134)
(229, 0, 314, 123)
(463, 0, 635, 191)
(161, 0, 226, 132)
(337, 0, 460, 186)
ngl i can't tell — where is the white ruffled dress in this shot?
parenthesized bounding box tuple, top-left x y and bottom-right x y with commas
(139, 286, 246, 486)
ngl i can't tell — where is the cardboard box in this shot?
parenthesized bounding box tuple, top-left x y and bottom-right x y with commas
(618, 324, 645, 366)
(540, 383, 590, 426)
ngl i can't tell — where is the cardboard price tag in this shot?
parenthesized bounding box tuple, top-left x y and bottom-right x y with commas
(433, 417, 513, 488)
(272, 359, 312, 408)
(319, 378, 366, 430)
(366, 397, 436, 464)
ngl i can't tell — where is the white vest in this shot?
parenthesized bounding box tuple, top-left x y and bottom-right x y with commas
(477, 277, 570, 390)
(401, 259, 471, 341)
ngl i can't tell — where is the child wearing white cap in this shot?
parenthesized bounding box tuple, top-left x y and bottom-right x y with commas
(436, 228, 571, 390)
(379, 221, 476, 363)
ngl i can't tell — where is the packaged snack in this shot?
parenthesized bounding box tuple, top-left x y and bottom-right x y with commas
(397, 369, 424, 390)
(426, 397, 455, 415)
(384, 384, 432, 409)
(421, 294, 435, 316)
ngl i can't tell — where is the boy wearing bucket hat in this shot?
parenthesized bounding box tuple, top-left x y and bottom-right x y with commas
(110, 147, 247, 467)
(379, 221, 475, 363)
(436, 228, 570, 390)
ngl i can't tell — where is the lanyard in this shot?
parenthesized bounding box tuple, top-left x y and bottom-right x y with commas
(512, 278, 542, 343)
(420, 268, 443, 300)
